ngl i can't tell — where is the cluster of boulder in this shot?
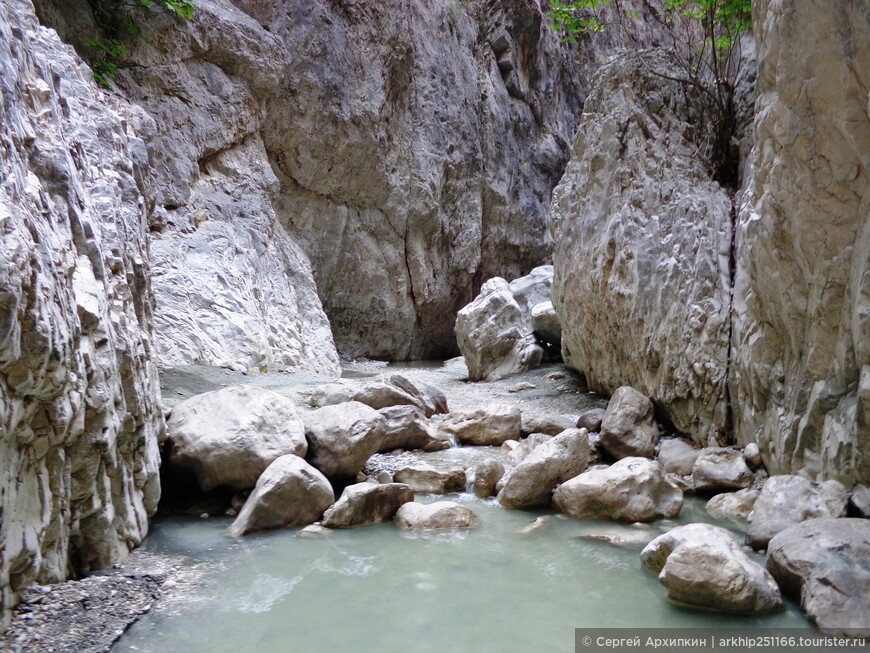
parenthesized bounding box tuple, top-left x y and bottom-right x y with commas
(164, 369, 869, 635)
(164, 374, 481, 535)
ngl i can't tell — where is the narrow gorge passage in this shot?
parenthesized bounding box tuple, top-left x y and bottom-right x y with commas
(1, 0, 869, 651)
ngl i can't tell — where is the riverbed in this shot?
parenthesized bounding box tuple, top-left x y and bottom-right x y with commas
(113, 495, 808, 653)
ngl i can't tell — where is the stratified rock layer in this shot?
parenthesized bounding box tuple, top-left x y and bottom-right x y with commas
(550, 50, 733, 445)
(0, 0, 163, 625)
(731, 0, 870, 483)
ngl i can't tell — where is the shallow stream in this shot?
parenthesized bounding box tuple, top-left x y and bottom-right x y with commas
(114, 496, 808, 653)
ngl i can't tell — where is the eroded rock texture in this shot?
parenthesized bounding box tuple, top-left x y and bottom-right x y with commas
(550, 50, 733, 446)
(40, 0, 588, 363)
(731, 0, 870, 484)
(0, 0, 163, 625)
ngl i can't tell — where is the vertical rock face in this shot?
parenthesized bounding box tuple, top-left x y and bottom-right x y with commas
(0, 0, 163, 625)
(41, 0, 588, 362)
(731, 0, 870, 484)
(550, 50, 734, 445)
(106, 2, 341, 375)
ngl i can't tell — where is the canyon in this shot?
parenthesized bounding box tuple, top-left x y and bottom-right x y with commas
(1, 0, 868, 642)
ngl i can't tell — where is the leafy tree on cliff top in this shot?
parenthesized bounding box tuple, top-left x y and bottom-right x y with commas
(548, 0, 752, 186)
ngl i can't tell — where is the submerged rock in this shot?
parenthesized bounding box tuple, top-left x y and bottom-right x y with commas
(553, 457, 682, 522)
(767, 518, 870, 635)
(580, 527, 660, 550)
(321, 482, 414, 528)
(394, 502, 480, 530)
(691, 447, 754, 492)
(228, 456, 334, 536)
(439, 405, 521, 446)
(599, 387, 660, 459)
(304, 402, 386, 477)
(747, 475, 848, 550)
(167, 386, 307, 491)
(499, 428, 591, 509)
(642, 524, 782, 614)
(393, 464, 467, 494)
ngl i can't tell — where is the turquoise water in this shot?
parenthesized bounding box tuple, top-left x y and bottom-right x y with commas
(114, 495, 809, 653)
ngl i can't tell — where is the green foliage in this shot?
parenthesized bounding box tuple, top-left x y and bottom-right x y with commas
(547, 0, 752, 185)
(85, 0, 195, 88)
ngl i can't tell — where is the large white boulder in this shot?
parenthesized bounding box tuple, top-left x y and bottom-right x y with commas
(377, 405, 448, 453)
(227, 456, 334, 536)
(767, 518, 870, 635)
(747, 475, 848, 550)
(454, 277, 544, 381)
(304, 402, 386, 477)
(599, 386, 660, 459)
(167, 385, 307, 491)
(550, 50, 733, 446)
(691, 447, 754, 492)
(642, 524, 782, 614)
(499, 428, 591, 509)
(553, 457, 682, 522)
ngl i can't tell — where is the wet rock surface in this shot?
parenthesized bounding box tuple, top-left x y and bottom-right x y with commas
(553, 457, 683, 522)
(767, 518, 870, 635)
(747, 475, 849, 550)
(643, 523, 782, 614)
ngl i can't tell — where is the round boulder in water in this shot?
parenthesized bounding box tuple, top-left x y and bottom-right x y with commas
(553, 457, 682, 522)
(394, 501, 480, 530)
(227, 455, 334, 536)
(642, 523, 782, 614)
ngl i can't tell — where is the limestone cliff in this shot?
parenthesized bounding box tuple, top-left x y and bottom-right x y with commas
(731, 0, 870, 484)
(551, 1, 869, 482)
(39, 0, 588, 362)
(0, 0, 163, 625)
(550, 50, 734, 445)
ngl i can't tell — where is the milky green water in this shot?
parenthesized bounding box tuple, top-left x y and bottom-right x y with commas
(113, 495, 809, 653)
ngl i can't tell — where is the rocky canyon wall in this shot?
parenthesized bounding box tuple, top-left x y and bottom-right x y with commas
(0, 0, 163, 625)
(551, 1, 869, 483)
(731, 0, 870, 484)
(550, 50, 735, 446)
(39, 0, 590, 363)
